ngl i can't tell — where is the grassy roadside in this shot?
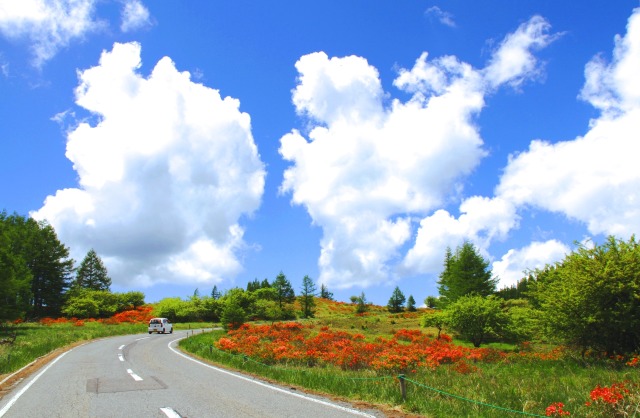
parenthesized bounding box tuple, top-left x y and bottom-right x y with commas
(178, 327, 639, 418)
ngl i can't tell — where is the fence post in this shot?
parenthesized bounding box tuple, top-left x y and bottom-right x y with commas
(398, 374, 406, 401)
(209, 345, 213, 355)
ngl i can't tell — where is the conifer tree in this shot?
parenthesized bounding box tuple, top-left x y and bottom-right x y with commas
(407, 295, 417, 312)
(320, 283, 334, 300)
(75, 249, 111, 291)
(0, 213, 74, 318)
(387, 286, 406, 313)
(437, 241, 496, 305)
(272, 271, 295, 309)
(299, 275, 316, 318)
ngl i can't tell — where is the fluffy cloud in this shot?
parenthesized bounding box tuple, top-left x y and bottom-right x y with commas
(0, 0, 102, 66)
(120, 0, 151, 33)
(404, 7, 640, 284)
(497, 8, 640, 239)
(492, 240, 570, 288)
(0, 0, 151, 66)
(280, 17, 554, 289)
(483, 15, 555, 89)
(402, 197, 518, 275)
(32, 42, 266, 288)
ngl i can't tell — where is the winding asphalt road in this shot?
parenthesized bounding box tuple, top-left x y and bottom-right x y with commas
(0, 331, 385, 418)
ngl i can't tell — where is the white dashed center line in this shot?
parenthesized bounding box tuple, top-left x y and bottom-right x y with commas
(160, 407, 182, 418)
(126, 368, 143, 381)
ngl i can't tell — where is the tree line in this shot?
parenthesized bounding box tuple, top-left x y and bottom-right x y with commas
(1, 211, 144, 320)
(422, 237, 640, 356)
(153, 272, 335, 330)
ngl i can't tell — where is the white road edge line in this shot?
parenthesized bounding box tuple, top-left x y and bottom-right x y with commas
(126, 368, 143, 381)
(118, 345, 125, 350)
(118, 354, 124, 362)
(160, 407, 182, 418)
(168, 337, 376, 418)
(0, 349, 73, 417)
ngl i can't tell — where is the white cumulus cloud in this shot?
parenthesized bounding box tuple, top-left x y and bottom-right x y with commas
(32, 42, 266, 288)
(280, 17, 554, 290)
(497, 8, 640, 239)
(492, 240, 570, 288)
(405, 7, 640, 285)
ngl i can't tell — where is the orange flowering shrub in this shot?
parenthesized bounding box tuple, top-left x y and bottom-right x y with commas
(584, 381, 640, 416)
(37, 305, 153, 326)
(545, 402, 570, 416)
(214, 323, 509, 374)
(111, 306, 154, 323)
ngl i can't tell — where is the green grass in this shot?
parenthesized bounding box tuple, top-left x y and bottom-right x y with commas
(179, 330, 638, 417)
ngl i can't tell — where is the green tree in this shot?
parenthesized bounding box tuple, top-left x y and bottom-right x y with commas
(0, 213, 32, 319)
(437, 241, 497, 305)
(387, 286, 406, 313)
(74, 249, 111, 291)
(445, 294, 508, 347)
(117, 291, 145, 310)
(253, 286, 277, 301)
(153, 297, 184, 322)
(63, 289, 119, 318)
(62, 297, 99, 318)
(26, 219, 74, 317)
(355, 292, 369, 314)
(201, 296, 221, 322)
(421, 310, 448, 339)
(246, 278, 261, 292)
(501, 299, 538, 344)
(496, 274, 534, 300)
(272, 272, 295, 310)
(211, 285, 221, 300)
(220, 297, 246, 331)
(0, 214, 76, 318)
(299, 275, 316, 318)
(424, 295, 439, 309)
(320, 283, 334, 300)
(529, 236, 640, 355)
(406, 295, 417, 312)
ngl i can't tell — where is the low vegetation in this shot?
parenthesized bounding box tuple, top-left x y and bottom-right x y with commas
(2, 210, 640, 416)
(178, 299, 640, 417)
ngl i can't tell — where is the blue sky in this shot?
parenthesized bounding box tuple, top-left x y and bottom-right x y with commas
(1, 1, 639, 306)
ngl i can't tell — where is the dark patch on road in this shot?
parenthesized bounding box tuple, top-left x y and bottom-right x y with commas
(86, 375, 167, 394)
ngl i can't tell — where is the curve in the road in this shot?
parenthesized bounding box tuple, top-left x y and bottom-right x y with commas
(168, 337, 376, 418)
(0, 333, 384, 418)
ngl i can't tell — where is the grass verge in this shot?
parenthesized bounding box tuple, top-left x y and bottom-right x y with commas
(179, 330, 639, 418)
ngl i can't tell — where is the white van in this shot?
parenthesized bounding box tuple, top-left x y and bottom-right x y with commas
(148, 318, 173, 334)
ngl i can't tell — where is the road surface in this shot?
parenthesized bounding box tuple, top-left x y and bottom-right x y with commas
(0, 331, 386, 418)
